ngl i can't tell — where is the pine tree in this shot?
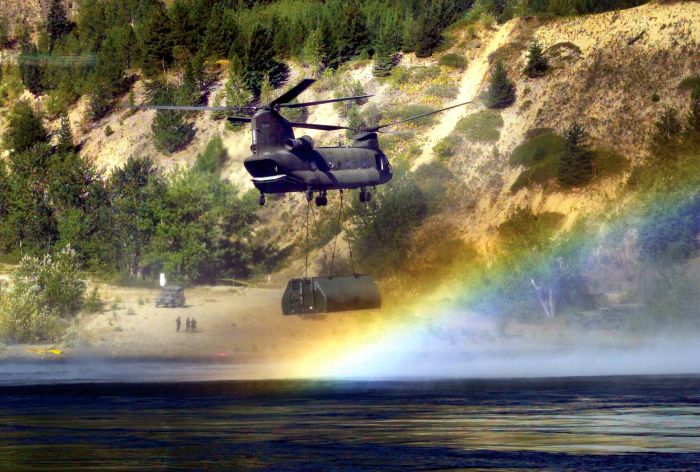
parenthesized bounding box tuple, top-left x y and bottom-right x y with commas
(46, 0, 71, 47)
(0, 15, 9, 47)
(413, 8, 442, 58)
(486, 61, 516, 109)
(241, 24, 287, 96)
(151, 83, 195, 154)
(56, 114, 74, 154)
(136, 2, 173, 76)
(220, 54, 252, 124)
(330, 2, 370, 68)
(558, 123, 593, 187)
(18, 43, 45, 95)
(524, 41, 549, 78)
(372, 12, 401, 77)
(201, 5, 238, 60)
(301, 29, 326, 77)
(3, 101, 48, 154)
(345, 104, 365, 139)
(686, 88, 700, 136)
(653, 107, 682, 146)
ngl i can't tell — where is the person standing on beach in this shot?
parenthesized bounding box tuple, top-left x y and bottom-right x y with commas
(176, 316, 181, 332)
(186, 317, 191, 332)
(191, 318, 197, 332)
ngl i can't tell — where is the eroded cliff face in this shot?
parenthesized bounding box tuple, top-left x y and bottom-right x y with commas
(3, 2, 697, 269)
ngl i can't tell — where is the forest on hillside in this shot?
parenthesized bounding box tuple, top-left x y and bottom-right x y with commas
(3, 0, 700, 343)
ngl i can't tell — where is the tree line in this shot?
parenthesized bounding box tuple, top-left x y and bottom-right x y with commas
(0, 101, 261, 283)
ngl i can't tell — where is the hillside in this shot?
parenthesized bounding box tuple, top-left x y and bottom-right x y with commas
(2, 0, 700, 351)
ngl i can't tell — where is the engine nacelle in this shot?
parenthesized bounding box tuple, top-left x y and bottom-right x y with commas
(285, 135, 314, 152)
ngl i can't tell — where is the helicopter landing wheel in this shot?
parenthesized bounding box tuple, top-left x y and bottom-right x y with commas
(359, 189, 370, 203)
(305, 189, 314, 202)
(315, 195, 328, 207)
(258, 193, 266, 206)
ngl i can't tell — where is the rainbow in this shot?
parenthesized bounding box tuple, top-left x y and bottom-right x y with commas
(283, 158, 700, 379)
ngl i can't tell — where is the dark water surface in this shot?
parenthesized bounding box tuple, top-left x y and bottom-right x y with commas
(1, 375, 699, 470)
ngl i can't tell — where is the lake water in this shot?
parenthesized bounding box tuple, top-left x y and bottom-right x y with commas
(1, 373, 699, 470)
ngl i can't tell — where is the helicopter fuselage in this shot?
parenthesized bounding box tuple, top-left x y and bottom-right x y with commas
(242, 109, 392, 194)
(244, 145, 392, 194)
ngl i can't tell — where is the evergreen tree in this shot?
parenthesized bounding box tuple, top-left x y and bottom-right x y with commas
(413, 8, 442, 58)
(345, 104, 365, 138)
(3, 101, 48, 154)
(136, 1, 173, 76)
(524, 41, 549, 78)
(301, 29, 326, 77)
(201, 4, 238, 59)
(486, 61, 516, 109)
(56, 114, 74, 155)
(18, 43, 45, 95)
(46, 0, 71, 48)
(150, 83, 195, 154)
(329, 2, 370, 68)
(92, 27, 129, 99)
(0, 15, 9, 47)
(557, 123, 593, 187)
(686, 89, 700, 136)
(175, 58, 201, 106)
(241, 24, 288, 96)
(221, 54, 252, 124)
(372, 12, 401, 77)
(653, 106, 682, 147)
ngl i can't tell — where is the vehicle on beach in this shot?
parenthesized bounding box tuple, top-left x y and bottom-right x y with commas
(155, 286, 186, 308)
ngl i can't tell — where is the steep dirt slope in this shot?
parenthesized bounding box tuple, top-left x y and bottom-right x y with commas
(426, 2, 700, 253)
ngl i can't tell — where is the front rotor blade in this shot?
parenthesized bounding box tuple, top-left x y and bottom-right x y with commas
(287, 122, 353, 131)
(374, 101, 473, 130)
(280, 95, 373, 109)
(270, 78, 316, 106)
(123, 105, 248, 112)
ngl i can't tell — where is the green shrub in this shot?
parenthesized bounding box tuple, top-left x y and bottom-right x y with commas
(434, 134, 462, 161)
(679, 75, 700, 93)
(509, 129, 567, 191)
(426, 84, 459, 99)
(0, 246, 86, 343)
(84, 286, 104, 313)
(439, 53, 467, 70)
(456, 110, 503, 142)
(387, 104, 437, 126)
(498, 208, 564, 253)
(594, 149, 629, 178)
(410, 65, 441, 83)
(651, 93, 660, 102)
(104, 125, 114, 136)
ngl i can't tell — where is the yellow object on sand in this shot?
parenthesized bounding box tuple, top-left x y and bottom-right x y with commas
(27, 347, 63, 356)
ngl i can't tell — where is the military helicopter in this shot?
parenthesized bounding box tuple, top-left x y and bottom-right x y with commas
(129, 78, 471, 206)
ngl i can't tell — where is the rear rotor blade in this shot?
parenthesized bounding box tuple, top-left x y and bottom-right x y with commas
(123, 104, 250, 112)
(280, 95, 373, 109)
(270, 78, 316, 106)
(374, 101, 473, 131)
(287, 122, 353, 131)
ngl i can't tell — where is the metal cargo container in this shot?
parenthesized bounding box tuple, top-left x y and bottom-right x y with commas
(281, 275, 381, 315)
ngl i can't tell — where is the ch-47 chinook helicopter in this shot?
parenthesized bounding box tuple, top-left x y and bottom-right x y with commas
(130, 78, 470, 207)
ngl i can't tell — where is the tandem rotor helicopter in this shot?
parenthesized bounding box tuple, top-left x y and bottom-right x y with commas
(130, 78, 471, 207)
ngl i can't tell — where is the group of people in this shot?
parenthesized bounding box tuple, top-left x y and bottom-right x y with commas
(175, 316, 198, 333)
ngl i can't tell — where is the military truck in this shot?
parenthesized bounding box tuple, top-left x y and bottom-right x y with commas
(154, 286, 186, 308)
